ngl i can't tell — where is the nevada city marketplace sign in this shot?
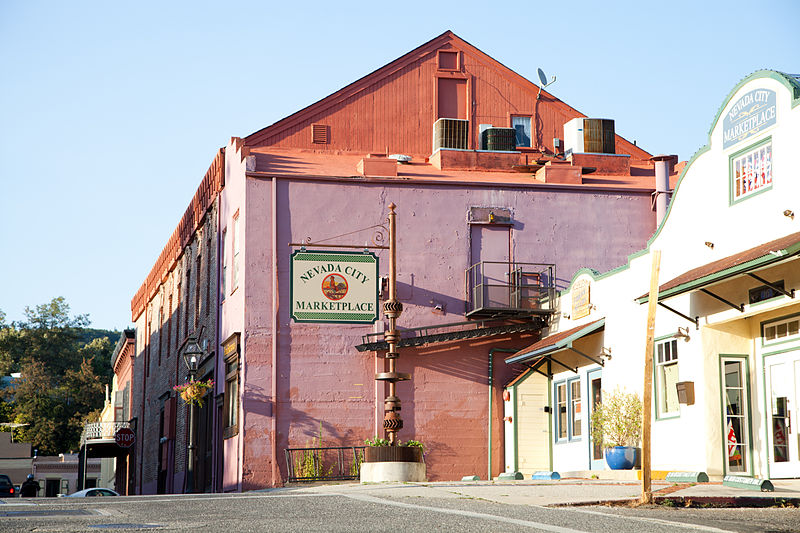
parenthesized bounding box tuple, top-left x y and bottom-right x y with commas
(723, 88, 776, 149)
(290, 250, 379, 323)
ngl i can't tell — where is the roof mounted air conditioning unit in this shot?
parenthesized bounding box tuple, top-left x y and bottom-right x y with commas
(563, 118, 615, 156)
(433, 118, 468, 152)
(481, 127, 516, 151)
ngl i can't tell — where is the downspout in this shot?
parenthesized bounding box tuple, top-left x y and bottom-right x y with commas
(488, 348, 519, 481)
(271, 176, 279, 485)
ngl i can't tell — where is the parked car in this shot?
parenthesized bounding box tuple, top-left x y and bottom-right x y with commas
(0, 474, 16, 497)
(64, 488, 119, 498)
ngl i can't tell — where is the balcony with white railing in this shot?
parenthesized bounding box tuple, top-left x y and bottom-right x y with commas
(80, 421, 131, 448)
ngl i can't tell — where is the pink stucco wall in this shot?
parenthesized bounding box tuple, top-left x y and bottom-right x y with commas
(224, 172, 656, 487)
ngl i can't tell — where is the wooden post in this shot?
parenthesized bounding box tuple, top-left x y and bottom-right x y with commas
(641, 250, 661, 504)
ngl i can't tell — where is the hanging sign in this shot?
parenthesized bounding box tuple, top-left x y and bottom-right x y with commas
(723, 88, 776, 149)
(290, 250, 379, 323)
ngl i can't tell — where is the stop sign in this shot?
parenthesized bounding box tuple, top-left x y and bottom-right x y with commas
(115, 427, 135, 448)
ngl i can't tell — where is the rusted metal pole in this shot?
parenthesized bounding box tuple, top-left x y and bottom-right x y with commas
(378, 203, 408, 445)
(641, 250, 661, 504)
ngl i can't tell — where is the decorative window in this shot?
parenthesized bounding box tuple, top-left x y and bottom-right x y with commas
(184, 268, 191, 337)
(437, 50, 459, 70)
(730, 139, 772, 203)
(655, 339, 680, 418)
(763, 316, 800, 345)
(749, 280, 785, 305)
(511, 116, 532, 148)
(555, 378, 581, 441)
(723, 358, 750, 474)
(232, 212, 240, 292)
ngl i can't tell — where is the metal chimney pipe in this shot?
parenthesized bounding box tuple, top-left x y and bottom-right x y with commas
(651, 155, 675, 226)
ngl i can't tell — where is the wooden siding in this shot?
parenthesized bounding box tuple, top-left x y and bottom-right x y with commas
(245, 32, 652, 160)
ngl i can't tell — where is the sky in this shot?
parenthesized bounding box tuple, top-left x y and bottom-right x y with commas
(0, 0, 798, 331)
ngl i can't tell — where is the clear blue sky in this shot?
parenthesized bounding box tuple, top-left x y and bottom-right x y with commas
(1, 0, 797, 331)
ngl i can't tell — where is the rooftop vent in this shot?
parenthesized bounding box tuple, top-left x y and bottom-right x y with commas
(433, 118, 468, 152)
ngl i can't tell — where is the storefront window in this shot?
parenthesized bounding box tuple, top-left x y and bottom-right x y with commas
(555, 378, 581, 441)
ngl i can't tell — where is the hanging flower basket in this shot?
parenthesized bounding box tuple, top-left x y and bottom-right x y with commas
(174, 379, 214, 407)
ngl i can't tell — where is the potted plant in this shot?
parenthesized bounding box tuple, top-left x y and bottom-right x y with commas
(589, 388, 642, 470)
(173, 379, 214, 407)
(363, 436, 424, 463)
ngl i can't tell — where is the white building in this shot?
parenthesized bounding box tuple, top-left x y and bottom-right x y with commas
(505, 70, 800, 479)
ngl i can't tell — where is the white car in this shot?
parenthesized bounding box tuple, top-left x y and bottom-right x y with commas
(64, 488, 120, 497)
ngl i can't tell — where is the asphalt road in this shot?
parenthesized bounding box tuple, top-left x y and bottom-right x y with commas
(1, 490, 798, 532)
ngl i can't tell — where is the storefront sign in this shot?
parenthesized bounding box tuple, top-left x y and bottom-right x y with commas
(290, 250, 379, 323)
(572, 279, 591, 320)
(723, 89, 776, 149)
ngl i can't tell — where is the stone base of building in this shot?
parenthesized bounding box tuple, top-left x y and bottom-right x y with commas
(360, 461, 426, 483)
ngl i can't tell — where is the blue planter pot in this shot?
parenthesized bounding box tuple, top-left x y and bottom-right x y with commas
(604, 446, 639, 470)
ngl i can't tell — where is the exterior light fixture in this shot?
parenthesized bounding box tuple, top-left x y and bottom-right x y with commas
(673, 327, 691, 342)
(562, 312, 571, 319)
(704, 241, 714, 249)
(600, 347, 612, 360)
(181, 336, 204, 494)
(784, 209, 795, 219)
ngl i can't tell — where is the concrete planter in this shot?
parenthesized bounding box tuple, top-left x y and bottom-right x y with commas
(360, 446, 426, 482)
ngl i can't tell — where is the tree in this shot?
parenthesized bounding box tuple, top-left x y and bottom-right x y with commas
(0, 298, 116, 454)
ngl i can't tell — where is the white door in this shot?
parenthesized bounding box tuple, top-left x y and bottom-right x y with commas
(765, 351, 800, 478)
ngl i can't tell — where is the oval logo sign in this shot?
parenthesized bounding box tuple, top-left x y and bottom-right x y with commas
(321, 273, 348, 300)
(114, 427, 135, 448)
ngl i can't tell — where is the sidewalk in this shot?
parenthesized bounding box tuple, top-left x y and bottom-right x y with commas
(290, 478, 800, 507)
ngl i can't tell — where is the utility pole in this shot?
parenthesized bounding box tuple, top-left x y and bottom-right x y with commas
(641, 250, 661, 504)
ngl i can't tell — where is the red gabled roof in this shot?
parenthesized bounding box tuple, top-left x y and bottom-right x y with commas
(244, 31, 653, 160)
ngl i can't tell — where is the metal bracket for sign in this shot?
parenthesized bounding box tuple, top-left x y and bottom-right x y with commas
(657, 302, 699, 330)
(746, 272, 795, 299)
(699, 288, 744, 312)
(289, 223, 390, 251)
(289, 242, 388, 250)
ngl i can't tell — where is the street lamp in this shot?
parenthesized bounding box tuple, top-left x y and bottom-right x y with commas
(182, 336, 203, 493)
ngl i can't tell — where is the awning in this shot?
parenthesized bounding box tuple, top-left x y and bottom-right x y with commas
(636, 231, 800, 304)
(504, 318, 605, 374)
(354, 318, 546, 352)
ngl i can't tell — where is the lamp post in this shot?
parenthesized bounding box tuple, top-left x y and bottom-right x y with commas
(182, 337, 203, 494)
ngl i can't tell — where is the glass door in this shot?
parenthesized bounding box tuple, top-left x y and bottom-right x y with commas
(766, 351, 800, 478)
(721, 358, 751, 475)
(587, 369, 604, 470)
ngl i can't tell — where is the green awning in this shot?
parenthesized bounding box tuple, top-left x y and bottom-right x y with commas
(636, 231, 800, 304)
(504, 318, 604, 366)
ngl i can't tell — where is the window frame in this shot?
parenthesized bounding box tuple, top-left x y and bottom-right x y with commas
(654, 337, 680, 420)
(719, 355, 752, 475)
(554, 377, 582, 443)
(510, 115, 533, 148)
(231, 211, 240, 293)
(761, 313, 800, 347)
(222, 336, 240, 439)
(729, 136, 772, 206)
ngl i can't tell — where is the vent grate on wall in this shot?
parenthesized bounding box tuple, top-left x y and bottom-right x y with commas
(433, 118, 469, 152)
(311, 124, 328, 144)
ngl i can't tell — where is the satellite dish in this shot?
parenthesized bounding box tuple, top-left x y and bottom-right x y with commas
(536, 67, 557, 100)
(537, 68, 548, 86)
